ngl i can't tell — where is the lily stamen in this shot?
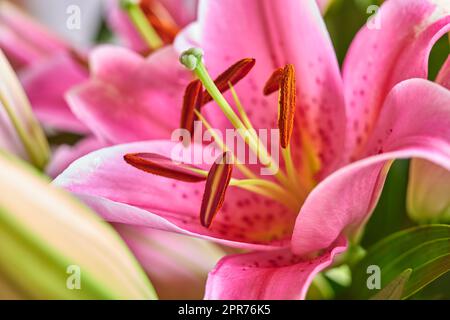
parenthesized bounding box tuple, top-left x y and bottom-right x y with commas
(140, 0, 180, 43)
(193, 109, 259, 180)
(200, 152, 233, 228)
(202, 58, 256, 105)
(263, 67, 284, 95)
(181, 80, 203, 137)
(124, 152, 206, 182)
(120, 0, 164, 50)
(123, 152, 297, 210)
(179, 48, 290, 187)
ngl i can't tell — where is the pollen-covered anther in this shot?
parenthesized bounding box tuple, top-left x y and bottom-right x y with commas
(278, 64, 296, 149)
(181, 80, 203, 137)
(263, 67, 283, 95)
(202, 58, 256, 105)
(200, 152, 234, 228)
(124, 153, 206, 182)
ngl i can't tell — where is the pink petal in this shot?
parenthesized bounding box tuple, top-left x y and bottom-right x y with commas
(178, 0, 345, 176)
(343, 0, 450, 157)
(115, 223, 224, 299)
(66, 45, 192, 144)
(46, 137, 107, 178)
(20, 53, 89, 133)
(205, 236, 347, 300)
(106, 0, 148, 52)
(54, 140, 294, 250)
(292, 79, 450, 255)
(0, 22, 42, 69)
(316, 0, 333, 13)
(159, 0, 198, 27)
(0, 1, 67, 66)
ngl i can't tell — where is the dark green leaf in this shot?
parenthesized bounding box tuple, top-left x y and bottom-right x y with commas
(344, 225, 450, 299)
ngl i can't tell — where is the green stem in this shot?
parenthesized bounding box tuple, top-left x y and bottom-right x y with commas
(121, 0, 164, 50)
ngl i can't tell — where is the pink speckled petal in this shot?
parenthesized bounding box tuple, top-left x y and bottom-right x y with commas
(54, 140, 294, 250)
(292, 79, 450, 255)
(205, 236, 347, 300)
(343, 0, 450, 157)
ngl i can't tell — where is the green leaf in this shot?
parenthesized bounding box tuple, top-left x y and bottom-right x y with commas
(370, 269, 412, 300)
(344, 225, 450, 299)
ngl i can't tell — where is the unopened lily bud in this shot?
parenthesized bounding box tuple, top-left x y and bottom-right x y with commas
(0, 50, 49, 170)
(407, 159, 450, 223)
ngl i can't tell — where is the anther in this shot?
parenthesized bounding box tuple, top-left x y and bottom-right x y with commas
(181, 80, 203, 137)
(263, 68, 283, 95)
(278, 64, 296, 149)
(202, 58, 256, 105)
(124, 153, 206, 182)
(200, 152, 233, 228)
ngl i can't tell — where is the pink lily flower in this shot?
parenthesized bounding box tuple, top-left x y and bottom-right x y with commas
(0, 1, 89, 133)
(55, 0, 450, 299)
(60, 0, 330, 172)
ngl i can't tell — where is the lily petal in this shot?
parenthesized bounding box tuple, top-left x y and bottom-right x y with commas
(205, 236, 347, 300)
(292, 79, 450, 255)
(106, 0, 148, 52)
(178, 0, 346, 176)
(46, 137, 107, 178)
(343, 0, 450, 157)
(116, 224, 225, 299)
(20, 53, 89, 133)
(54, 140, 294, 250)
(66, 45, 192, 144)
(0, 1, 67, 67)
